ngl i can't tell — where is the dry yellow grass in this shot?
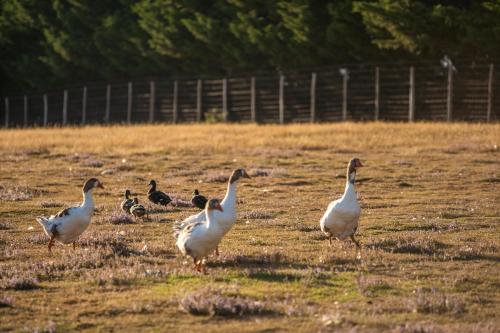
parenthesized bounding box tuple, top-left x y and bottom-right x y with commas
(0, 123, 499, 332)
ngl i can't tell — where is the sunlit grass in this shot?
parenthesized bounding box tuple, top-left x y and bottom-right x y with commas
(0, 122, 499, 332)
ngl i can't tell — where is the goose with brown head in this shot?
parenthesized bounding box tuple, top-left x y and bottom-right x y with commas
(36, 177, 104, 254)
(320, 158, 364, 259)
(173, 168, 251, 256)
(175, 198, 225, 273)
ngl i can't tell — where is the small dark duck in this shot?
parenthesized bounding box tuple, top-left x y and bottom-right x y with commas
(191, 189, 208, 210)
(148, 180, 172, 206)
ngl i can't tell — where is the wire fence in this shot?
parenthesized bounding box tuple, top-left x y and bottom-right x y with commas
(1, 60, 498, 127)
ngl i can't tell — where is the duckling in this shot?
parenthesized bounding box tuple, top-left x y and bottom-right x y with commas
(130, 198, 147, 221)
(120, 189, 135, 214)
(191, 189, 208, 210)
(148, 180, 171, 206)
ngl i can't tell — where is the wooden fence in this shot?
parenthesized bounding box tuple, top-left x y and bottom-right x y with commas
(1, 60, 498, 127)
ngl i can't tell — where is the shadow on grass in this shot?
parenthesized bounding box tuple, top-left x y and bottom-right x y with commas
(209, 254, 310, 270)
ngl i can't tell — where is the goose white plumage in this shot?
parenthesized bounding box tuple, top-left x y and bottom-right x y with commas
(175, 198, 224, 273)
(320, 158, 363, 258)
(36, 178, 104, 253)
(174, 169, 250, 255)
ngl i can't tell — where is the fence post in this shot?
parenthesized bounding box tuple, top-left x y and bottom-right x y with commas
(43, 94, 48, 127)
(105, 84, 111, 124)
(446, 66, 453, 122)
(222, 78, 228, 122)
(23, 95, 28, 127)
(279, 75, 284, 124)
(4, 97, 9, 128)
(196, 79, 202, 122)
(487, 64, 494, 122)
(173, 80, 178, 124)
(310, 72, 317, 123)
(82, 87, 87, 125)
(63, 89, 68, 126)
(149, 81, 155, 123)
(127, 82, 132, 124)
(409, 66, 415, 122)
(374, 67, 380, 121)
(342, 73, 348, 121)
(250, 77, 256, 123)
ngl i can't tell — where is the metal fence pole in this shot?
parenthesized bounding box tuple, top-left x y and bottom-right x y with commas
(487, 64, 494, 122)
(446, 66, 453, 122)
(196, 79, 202, 122)
(82, 87, 87, 125)
(374, 67, 380, 121)
(127, 82, 132, 124)
(279, 75, 284, 124)
(23, 95, 28, 127)
(173, 80, 178, 124)
(409, 66, 415, 122)
(105, 84, 111, 124)
(4, 97, 9, 128)
(310, 72, 317, 123)
(43, 94, 48, 126)
(149, 81, 155, 123)
(222, 78, 228, 122)
(250, 77, 256, 123)
(63, 90, 68, 126)
(342, 74, 348, 121)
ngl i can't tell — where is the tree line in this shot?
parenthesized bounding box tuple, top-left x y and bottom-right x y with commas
(1, 0, 499, 93)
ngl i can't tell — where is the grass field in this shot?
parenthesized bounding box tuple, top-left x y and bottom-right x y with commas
(0, 123, 499, 332)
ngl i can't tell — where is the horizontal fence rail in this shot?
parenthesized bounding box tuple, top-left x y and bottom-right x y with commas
(1, 61, 498, 127)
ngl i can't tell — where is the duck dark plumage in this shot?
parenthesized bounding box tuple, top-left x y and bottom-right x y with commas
(121, 189, 135, 214)
(148, 180, 172, 206)
(191, 189, 208, 210)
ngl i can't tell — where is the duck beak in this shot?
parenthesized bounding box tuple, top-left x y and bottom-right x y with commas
(97, 182, 105, 189)
(243, 170, 251, 178)
(356, 161, 364, 168)
(216, 203, 224, 212)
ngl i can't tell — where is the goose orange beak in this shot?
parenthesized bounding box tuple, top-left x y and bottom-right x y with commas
(215, 203, 224, 212)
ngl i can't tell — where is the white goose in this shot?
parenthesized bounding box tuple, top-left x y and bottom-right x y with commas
(174, 168, 250, 255)
(320, 158, 363, 258)
(36, 178, 104, 253)
(175, 198, 224, 273)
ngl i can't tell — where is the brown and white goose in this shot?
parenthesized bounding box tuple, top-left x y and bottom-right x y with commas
(175, 198, 224, 273)
(320, 158, 364, 258)
(36, 178, 104, 253)
(173, 169, 250, 255)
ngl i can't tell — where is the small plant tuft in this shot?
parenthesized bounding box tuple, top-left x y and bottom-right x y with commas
(179, 288, 275, 317)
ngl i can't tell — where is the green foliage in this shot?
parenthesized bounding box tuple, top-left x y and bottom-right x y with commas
(1, 0, 499, 93)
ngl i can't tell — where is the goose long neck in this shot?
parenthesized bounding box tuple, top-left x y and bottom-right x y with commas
(343, 172, 357, 198)
(222, 181, 237, 206)
(149, 184, 156, 194)
(205, 209, 216, 229)
(82, 190, 95, 210)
